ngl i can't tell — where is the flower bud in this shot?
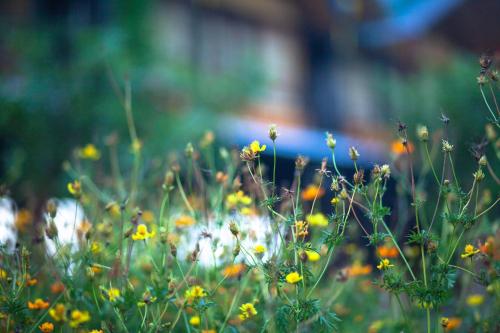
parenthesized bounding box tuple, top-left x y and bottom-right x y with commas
(478, 155, 487, 166)
(46, 199, 58, 219)
(349, 147, 360, 161)
(45, 220, 58, 240)
(295, 155, 308, 171)
(325, 132, 336, 149)
(229, 222, 239, 237)
(269, 124, 278, 141)
(473, 169, 485, 182)
(164, 171, 175, 186)
(417, 125, 429, 142)
(185, 142, 194, 158)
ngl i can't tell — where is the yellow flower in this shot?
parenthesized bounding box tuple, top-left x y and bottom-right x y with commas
(238, 303, 257, 321)
(175, 215, 196, 228)
(285, 272, 303, 284)
(142, 210, 155, 224)
(250, 140, 266, 154)
(69, 310, 90, 328)
(376, 259, 394, 270)
(294, 220, 309, 238)
(330, 197, 340, 205)
(226, 191, 252, 208)
(67, 180, 82, 198)
(0, 269, 8, 280)
(466, 294, 484, 307)
(15, 209, 33, 232)
(189, 316, 201, 326)
(301, 185, 325, 201)
(49, 303, 66, 322)
(202, 330, 216, 333)
(78, 144, 101, 160)
(305, 250, 320, 262)
(89, 330, 104, 333)
(254, 244, 266, 254)
(131, 224, 155, 241)
(368, 320, 384, 333)
(461, 244, 480, 259)
(185, 285, 207, 302)
(39, 322, 54, 332)
(222, 263, 245, 278)
(108, 288, 121, 302)
(306, 213, 328, 227)
(90, 242, 101, 254)
(28, 298, 50, 310)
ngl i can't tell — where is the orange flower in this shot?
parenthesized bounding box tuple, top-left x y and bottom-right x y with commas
(301, 185, 325, 201)
(480, 236, 498, 259)
(15, 209, 33, 232)
(377, 245, 398, 258)
(223, 263, 245, 278)
(175, 215, 196, 228)
(28, 299, 50, 310)
(346, 262, 372, 277)
(39, 322, 54, 332)
(442, 317, 462, 331)
(391, 140, 414, 155)
(51, 281, 65, 294)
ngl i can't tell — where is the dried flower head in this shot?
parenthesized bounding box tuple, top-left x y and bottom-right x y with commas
(349, 147, 359, 161)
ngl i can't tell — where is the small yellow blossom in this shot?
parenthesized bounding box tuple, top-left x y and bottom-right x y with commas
(89, 330, 104, 333)
(376, 259, 394, 270)
(28, 299, 50, 310)
(90, 242, 101, 254)
(285, 272, 303, 284)
(0, 269, 8, 280)
(175, 215, 196, 228)
(185, 285, 207, 302)
(189, 316, 201, 326)
(49, 303, 66, 322)
(238, 303, 257, 320)
(78, 144, 101, 160)
(254, 244, 266, 254)
(330, 197, 340, 205)
(305, 250, 320, 262)
(69, 310, 90, 328)
(202, 330, 217, 333)
(295, 220, 309, 238)
(223, 263, 245, 278)
(306, 213, 328, 227)
(250, 140, 266, 154)
(461, 244, 480, 259)
(67, 180, 82, 198)
(131, 224, 155, 241)
(39, 322, 54, 333)
(466, 294, 484, 307)
(226, 191, 252, 208)
(108, 288, 121, 302)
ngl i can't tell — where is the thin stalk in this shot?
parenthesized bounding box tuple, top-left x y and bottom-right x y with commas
(175, 173, 195, 215)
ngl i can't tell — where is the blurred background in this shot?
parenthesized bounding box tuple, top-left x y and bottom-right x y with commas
(1, 0, 499, 207)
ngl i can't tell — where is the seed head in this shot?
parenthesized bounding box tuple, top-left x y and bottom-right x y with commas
(269, 124, 278, 141)
(349, 147, 359, 161)
(325, 132, 336, 149)
(417, 125, 429, 142)
(442, 140, 454, 153)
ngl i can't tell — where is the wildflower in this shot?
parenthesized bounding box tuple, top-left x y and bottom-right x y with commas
(391, 140, 414, 155)
(377, 245, 398, 258)
(250, 140, 266, 154)
(185, 142, 194, 157)
(108, 288, 121, 302)
(105, 202, 121, 217)
(461, 244, 480, 259)
(305, 250, 320, 262)
(330, 197, 340, 205)
(78, 144, 101, 160)
(142, 210, 155, 223)
(254, 244, 266, 254)
(49, 303, 66, 322)
(380, 164, 390, 179)
(25, 274, 38, 286)
(326, 132, 336, 149)
(301, 184, 325, 201)
(189, 316, 201, 326)
(137, 290, 157, 307)
(0, 269, 7, 280)
(349, 146, 360, 160)
(89, 330, 104, 333)
(131, 224, 155, 241)
(466, 294, 484, 307)
(240, 146, 256, 161)
(295, 220, 309, 238)
(306, 213, 328, 227)
(376, 259, 394, 270)
(90, 242, 101, 254)
(185, 285, 207, 302)
(229, 222, 239, 237)
(202, 330, 216, 333)
(226, 191, 252, 208)
(473, 169, 485, 182)
(67, 180, 82, 198)
(479, 236, 495, 257)
(223, 263, 245, 278)
(295, 155, 308, 170)
(39, 322, 54, 333)
(417, 125, 429, 141)
(441, 317, 462, 331)
(285, 272, 303, 284)
(200, 131, 215, 148)
(50, 281, 65, 294)
(28, 299, 50, 310)
(15, 209, 33, 232)
(269, 124, 278, 141)
(368, 320, 384, 333)
(216, 171, 228, 184)
(175, 215, 196, 228)
(69, 310, 91, 328)
(442, 140, 454, 153)
(238, 303, 257, 320)
(346, 261, 372, 277)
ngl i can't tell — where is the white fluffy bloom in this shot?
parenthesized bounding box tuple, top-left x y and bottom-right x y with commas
(0, 198, 17, 252)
